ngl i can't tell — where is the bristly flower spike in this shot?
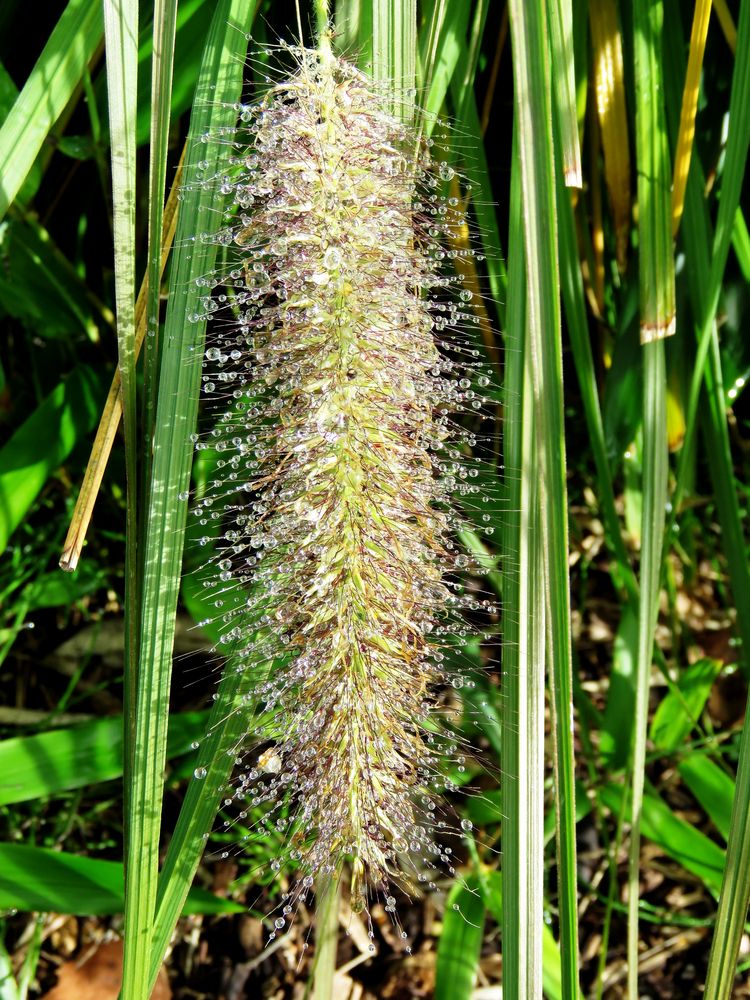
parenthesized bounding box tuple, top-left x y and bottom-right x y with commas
(189, 33, 496, 924)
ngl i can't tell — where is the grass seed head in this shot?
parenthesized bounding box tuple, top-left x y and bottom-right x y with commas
(189, 43, 498, 924)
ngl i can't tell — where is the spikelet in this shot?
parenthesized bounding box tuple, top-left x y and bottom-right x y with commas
(189, 40, 496, 922)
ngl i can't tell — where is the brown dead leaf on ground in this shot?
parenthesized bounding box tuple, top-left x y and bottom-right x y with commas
(40, 939, 171, 1000)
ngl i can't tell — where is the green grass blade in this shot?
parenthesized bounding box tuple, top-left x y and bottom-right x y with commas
(660, 1, 750, 992)
(0, 935, 20, 1000)
(117, 4, 254, 991)
(0, 216, 106, 340)
(101, 1, 141, 995)
(628, 338, 667, 997)
(334, 0, 361, 53)
(556, 174, 638, 604)
(0, 367, 104, 551)
(649, 658, 721, 754)
(311, 875, 341, 1000)
(678, 757, 734, 843)
(0, 712, 208, 806)
(628, 1, 674, 993)
(149, 655, 255, 990)
(662, 6, 750, 684)
(599, 607, 638, 770)
(0, 0, 103, 220)
(732, 208, 750, 282)
(435, 875, 486, 999)
(118, 3, 250, 998)
(0, 845, 241, 918)
(663, 12, 750, 988)
(546, 0, 581, 186)
(452, 0, 490, 125)
(448, 22, 507, 325)
(417, 0, 449, 128)
(501, 127, 546, 999)
(600, 784, 725, 896)
(632, 0, 676, 346)
(372, 0, 416, 119)
(670, 0, 750, 525)
(506, 4, 580, 994)
(143, 0, 179, 453)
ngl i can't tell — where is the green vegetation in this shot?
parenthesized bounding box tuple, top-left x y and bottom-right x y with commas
(0, 1, 748, 997)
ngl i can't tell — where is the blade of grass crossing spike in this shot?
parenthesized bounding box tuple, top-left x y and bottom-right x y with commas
(506, 2, 580, 995)
(0, 0, 103, 221)
(119, 4, 252, 998)
(372, 0, 416, 120)
(149, 645, 254, 990)
(101, 3, 139, 987)
(501, 127, 545, 1000)
(589, 0, 631, 272)
(143, 0, 179, 463)
(546, 0, 581, 186)
(131, 4, 255, 989)
(629, 1, 673, 992)
(670, 0, 710, 238)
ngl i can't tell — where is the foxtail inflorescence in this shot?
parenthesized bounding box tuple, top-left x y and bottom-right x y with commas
(188, 37, 497, 927)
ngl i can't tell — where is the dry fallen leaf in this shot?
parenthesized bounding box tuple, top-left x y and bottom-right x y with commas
(40, 939, 171, 1000)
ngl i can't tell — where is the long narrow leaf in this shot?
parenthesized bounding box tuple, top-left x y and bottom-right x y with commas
(506, 2, 580, 995)
(546, 0, 581, 186)
(102, 2, 141, 996)
(372, 0, 416, 120)
(0, 0, 103, 220)
(125, 5, 256, 992)
(501, 127, 546, 999)
(629, 2, 673, 994)
(0, 845, 241, 918)
(143, 0, 179, 454)
(660, 1, 750, 993)
(670, 0, 711, 237)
